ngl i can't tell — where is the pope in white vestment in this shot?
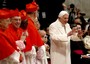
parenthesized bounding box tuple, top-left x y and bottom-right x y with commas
(49, 11, 72, 64)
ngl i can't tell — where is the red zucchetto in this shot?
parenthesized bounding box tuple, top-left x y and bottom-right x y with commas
(0, 9, 10, 19)
(10, 9, 20, 17)
(19, 10, 27, 20)
(26, 1, 39, 13)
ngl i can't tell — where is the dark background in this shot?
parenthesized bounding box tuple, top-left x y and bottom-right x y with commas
(0, 0, 65, 29)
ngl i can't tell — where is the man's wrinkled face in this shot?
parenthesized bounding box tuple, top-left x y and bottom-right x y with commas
(59, 14, 69, 24)
(0, 18, 10, 29)
(11, 16, 21, 28)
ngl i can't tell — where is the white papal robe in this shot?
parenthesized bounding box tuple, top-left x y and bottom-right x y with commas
(49, 19, 71, 64)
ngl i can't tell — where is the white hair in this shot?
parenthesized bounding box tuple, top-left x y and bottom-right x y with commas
(58, 10, 69, 17)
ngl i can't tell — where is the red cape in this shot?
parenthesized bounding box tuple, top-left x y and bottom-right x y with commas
(23, 35, 32, 52)
(7, 24, 22, 40)
(27, 17, 44, 47)
(0, 30, 15, 60)
(21, 29, 32, 52)
(5, 24, 22, 51)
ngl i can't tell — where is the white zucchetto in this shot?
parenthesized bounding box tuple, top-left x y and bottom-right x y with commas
(58, 10, 69, 17)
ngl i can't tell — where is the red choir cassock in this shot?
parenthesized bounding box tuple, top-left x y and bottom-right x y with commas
(27, 17, 44, 47)
(5, 26, 22, 51)
(5, 9, 23, 51)
(7, 9, 22, 41)
(7, 24, 22, 41)
(0, 30, 15, 60)
(19, 10, 32, 52)
(0, 9, 15, 60)
(23, 33, 32, 52)
(26, 1, 44, 47)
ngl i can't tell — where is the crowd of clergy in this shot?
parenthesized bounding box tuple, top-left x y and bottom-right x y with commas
(1, 0, 90, 64)
(0, 1, 50, 64)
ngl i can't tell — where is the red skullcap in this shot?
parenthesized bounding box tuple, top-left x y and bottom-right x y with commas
(26, 1, 39, 12)
(0, 9, 10, 19)
(10, 9, 20, 18)
(19, 10, 27, 20)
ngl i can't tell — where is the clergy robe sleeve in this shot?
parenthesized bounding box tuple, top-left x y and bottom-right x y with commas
(0, 35, 15, 60)
(8, 50, 20, 63)
(49, 24, 68, 42)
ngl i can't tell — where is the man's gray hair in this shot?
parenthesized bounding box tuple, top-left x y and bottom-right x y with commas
(58, 10, 69, 17)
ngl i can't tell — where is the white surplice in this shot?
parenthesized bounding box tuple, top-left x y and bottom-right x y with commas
(36, 45, 48, 64)
(0, 50, 20, 64)
(25, 46, 36, 64)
